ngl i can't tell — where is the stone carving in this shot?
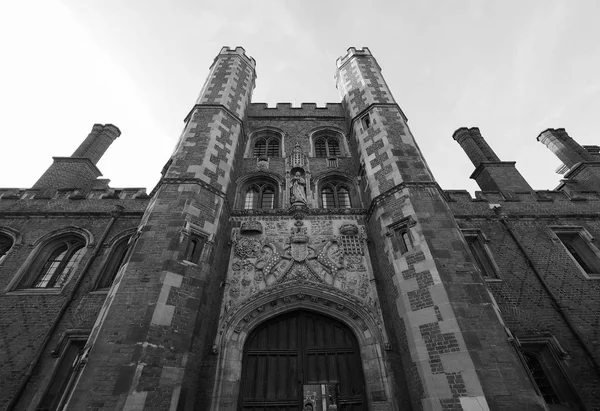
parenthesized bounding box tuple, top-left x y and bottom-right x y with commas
(288, 142, 306, 168)
(339, 223, 358, 236)
(240, 220, 263, 234)
(256, 157, 269, 170)
(220, 220, 385, 336)
(235, 238, 261, 258)
(290, 171, 307, 205)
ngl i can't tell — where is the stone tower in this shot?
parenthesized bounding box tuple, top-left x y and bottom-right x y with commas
(1, 47, 598, 411)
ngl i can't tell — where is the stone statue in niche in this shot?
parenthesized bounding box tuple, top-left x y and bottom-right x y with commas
(290, 171, 307, 205)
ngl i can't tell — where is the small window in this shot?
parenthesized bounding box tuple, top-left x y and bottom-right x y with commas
(361, 113, 371, 130)
(389, 217, 415, 255)
(462, 230, 499, 279)
(242, 181, 278, 210)
(38, 338, 86, 410)
(523, 353, 561, 404)
(19, 236, 85, 289)
(553, 228, 600, 277)
(184, 234, 205, 264)
(314, 136, 342, 158)
(96, 237, 130, 290)
(520, 339, 582, 409)
(320, 182, 352, 209)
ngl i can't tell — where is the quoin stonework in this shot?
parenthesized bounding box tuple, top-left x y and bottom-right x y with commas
(1, 47, 599, 411)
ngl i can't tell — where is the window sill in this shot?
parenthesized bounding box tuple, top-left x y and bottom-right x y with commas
(6, 288, 63, 296)
(89, 289, 109, 295)
(182, 260, 199, 267)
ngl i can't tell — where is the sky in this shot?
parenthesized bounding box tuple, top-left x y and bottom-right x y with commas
(1, 0, 599, 194)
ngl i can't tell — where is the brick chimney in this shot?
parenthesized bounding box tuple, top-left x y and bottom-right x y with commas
(33, 124, 120, 189)
(453, 127, 532, 193)
(538, 128, 600, 192)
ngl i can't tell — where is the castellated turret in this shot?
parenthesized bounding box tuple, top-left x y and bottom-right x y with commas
(0, 47, 598, 411)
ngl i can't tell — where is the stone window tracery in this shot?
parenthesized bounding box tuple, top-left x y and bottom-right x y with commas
(314, 136, 341, 158)
(243, 181, 277, 210)
(252, 136, 280, 157)
(19, 235, 86, 289)
(320, 181, 351, 209)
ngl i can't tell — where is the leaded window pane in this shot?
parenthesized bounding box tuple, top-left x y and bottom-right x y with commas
(315, 139, 327, 157)
(55, 247, 84, 288)
(261, 186, 275, 209)
(244, 187, 259, 209)
(253, 139, 266, 157)
(337, 186, 351, 208)
(322, 187, 335, 209)
(35, 245, 68, 288)
(328, 139, 340, 157)
(266, 139, 279, 157)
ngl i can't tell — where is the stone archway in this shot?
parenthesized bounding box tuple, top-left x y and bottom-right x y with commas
(210, 280, 395, 411)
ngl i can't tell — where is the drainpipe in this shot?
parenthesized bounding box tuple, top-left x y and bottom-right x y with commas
(494, 207, 600, 374)
(7, 205, 123, 411)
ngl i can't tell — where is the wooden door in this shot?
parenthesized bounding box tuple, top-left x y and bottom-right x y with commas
(239, 310, 366, 411)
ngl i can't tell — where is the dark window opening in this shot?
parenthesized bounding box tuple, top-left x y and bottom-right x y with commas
(465, 234, 497, 278)
(0, 234, 14, 263)
(184, 235, 205, 264)
(38, 339, 86, 411)
(556, 231, 600, 275)
(361, 114, 371, 130)
(523, 353, 561, 404)
(97, 238, 130, 290)
(397, 228, 413, 254)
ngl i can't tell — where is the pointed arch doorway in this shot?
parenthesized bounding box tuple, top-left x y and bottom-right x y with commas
(239, 310, 367, 410)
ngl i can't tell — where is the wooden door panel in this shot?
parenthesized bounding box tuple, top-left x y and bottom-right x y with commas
(239, 311, 366, 410)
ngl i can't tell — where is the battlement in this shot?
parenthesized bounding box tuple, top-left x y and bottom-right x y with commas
(215, 46, 256, 69)
(248, 102, 345, 118)
(444, 189, 600, 204)
(336, 47, 376, 69)
(0, 187, 150, 201)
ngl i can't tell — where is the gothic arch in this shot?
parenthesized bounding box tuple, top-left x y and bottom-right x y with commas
(6, 227, 92, 291)
(312, 171, 362, 209)
(234, 172, 284, 209)
(0, 226, 23, 247)
(211, 280, 394, 410)
(104, 227, 137, 248)
(31, 226, 95, 248)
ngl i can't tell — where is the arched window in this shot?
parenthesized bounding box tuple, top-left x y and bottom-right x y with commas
(253, 136, 280, 157)
(243, 181, 277, 210)
(314, 136, 341, 158)
(96, 237, 130, 290)
(19, 236, 85, 289)
(184, 234, 205, 264)
(320, 181, 352, 209)
(0, 233, 14, 264)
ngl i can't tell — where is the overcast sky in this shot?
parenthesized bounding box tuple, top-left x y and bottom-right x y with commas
(1, 0, 598, 194)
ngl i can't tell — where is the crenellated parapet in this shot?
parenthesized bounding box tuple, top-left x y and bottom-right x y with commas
(248, 103, 345, 118)
(0, 187, 149, 201)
